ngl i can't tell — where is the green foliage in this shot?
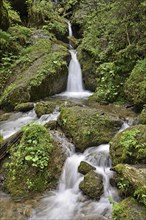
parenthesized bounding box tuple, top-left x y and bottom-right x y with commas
(134, 187, 146, 206)
(91, 62, 125, 102)
(110, 125, 146, 165)
(4, 124, 54, 198)
(117, 177, 130, 197)
(124, 58, 146, 106)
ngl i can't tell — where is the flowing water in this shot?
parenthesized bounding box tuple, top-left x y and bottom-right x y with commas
(59, 21, 92, 98)
(0, 107, 60, 140)
(0, 19, 131, 220)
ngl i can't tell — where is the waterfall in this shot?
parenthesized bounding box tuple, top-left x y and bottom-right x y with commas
(67, 50, 84, 92)
(58, 21, 92, 98)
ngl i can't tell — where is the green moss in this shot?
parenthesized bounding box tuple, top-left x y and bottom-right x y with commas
(138, 107, 146, 125)
(124, 59, 146, 106)
(112, 197, 146, 220)
(4, 124, 54, 198)
(110, 125, 146, 165)
(91, 62, 125, 103)
(79, 170, 103, 200)
(78, 161, 96, 175)
(0, 134, 4, 146)
(58, 106, 122, 152)
(0, 37, 68, 110)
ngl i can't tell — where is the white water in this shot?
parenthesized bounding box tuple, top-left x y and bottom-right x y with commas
(59, 21, 92, 98)
(29, 141, 120, 220)
(0, 107, 60, 139)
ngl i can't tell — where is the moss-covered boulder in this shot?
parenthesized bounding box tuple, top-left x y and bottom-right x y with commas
(0, 35, 69, 111)
(114, 164, 146, 206)
(45, 120, 57, 130)
(78, 161, 96, 175)
(35, 101, 60, 118)
(79, 170, 103, 200)
(112, 197, 146, 220)
(58, 106, 122, 152)
(0, 134, 4, 146)
(110, 125, 146, 166)
(4, 124, 65, 199)
(138, 108, 146, 125)
(14, 102, 34, 112)
(124, 59, 146, 107)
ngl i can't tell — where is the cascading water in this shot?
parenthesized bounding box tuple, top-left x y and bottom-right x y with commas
(67, 50, 84, 92)
(59, 21, 92, 98)
(29, 138, 121, 220)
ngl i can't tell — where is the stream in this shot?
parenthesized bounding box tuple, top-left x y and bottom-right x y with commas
(0, 20, 133, 220)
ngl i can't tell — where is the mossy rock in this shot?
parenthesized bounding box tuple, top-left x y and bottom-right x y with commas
(114, 164, 146, 206)
(0, 36, 69, 111)
(3, 124, 65, 199)
(112, 197, 146, 220)
(79, 170, 103, 200)
(14, 102, 34, 112)
(58, 106, 122, 152)
(124, 59, 146, 107)
(45, 120, 57, 130)
(110, 125, 146, 166)
(138, 108, 146, 125)
(78, 161, 96, 175)
(35, 101, 60, 118)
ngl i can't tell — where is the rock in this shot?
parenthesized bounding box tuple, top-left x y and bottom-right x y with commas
(14, 102, 34, 112)
(58, 106, 122, 152)
(78, 161, 96, 175)
(0, 36, 69, 111)
(114, 164, 146, 206)
(0, 112, 12, 121)
(110, 125, 146, 166)
(112, 197, 146, 220)
(79, 170, 103, 200)
(124, 58, 146, 107)
(4, 124, 65, 199)
(45, 120, 57, 130)
(138, 108, 146, 125)
(35, 101, 60, 118)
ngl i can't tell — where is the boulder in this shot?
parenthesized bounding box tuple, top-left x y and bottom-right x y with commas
(79, 170, 103, 200)
(4, 124, 65, 199)
(78, 161, 96, 175)
(114, 164, 146, 206)
(112, 197, 146, 220)
(0, 36, 69, 111)
(45, 120, 57, 130)
(35, 101, 60, 118)
(14, 102, 34, 112)
(58, 106, 122, 152)
(110, 125, 146, 166)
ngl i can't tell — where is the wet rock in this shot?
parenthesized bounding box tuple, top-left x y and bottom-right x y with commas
(58, 106, 122, 152)
(79, 170, 103, 200)
(110, 125, 146, 166)
(35, 101, 60, 118)
(14, 102, 34, 112)
(45, 120, 57, 130)
(0, 112, 12, 121)
(112, 197, 146, 220)
(78, 161, 96, 175)
(114, 164, 146, 206)
(4, 124, 65, 199)
(0, 36, 69, 111)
